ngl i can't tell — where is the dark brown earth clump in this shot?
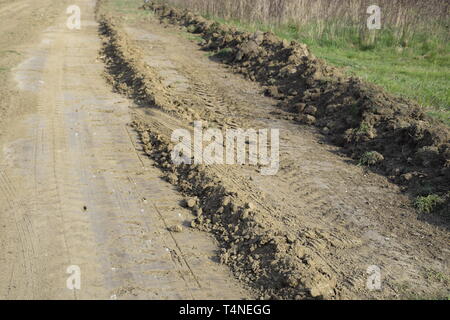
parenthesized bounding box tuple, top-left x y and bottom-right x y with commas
(98, 13, 342, 300)
(142, 1, 449, 215)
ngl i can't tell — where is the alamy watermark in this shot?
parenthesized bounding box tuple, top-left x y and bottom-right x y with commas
(366, 265, 382, 291)
(66, 5, 81, 30)
(367, 5, 382, 30)
(66, 265, 81, 290)
(171, 121, 280, 176)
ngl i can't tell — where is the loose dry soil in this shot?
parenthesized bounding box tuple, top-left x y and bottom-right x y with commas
(0, 0, 448, 300)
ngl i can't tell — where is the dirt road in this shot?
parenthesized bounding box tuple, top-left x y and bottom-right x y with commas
(0, 0, 248, 299)
(98, 1, 449, 299)
(0, 0, 448, 300)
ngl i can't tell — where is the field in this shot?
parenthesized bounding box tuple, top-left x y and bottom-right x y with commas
(163, 0, 450, 124)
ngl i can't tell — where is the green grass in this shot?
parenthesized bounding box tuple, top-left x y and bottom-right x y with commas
(425, 268, 450, 286)
(179, 31, 203, 43)
(414, 195, 444, 214)
(104, 0, 155, 22)
(358, 151, 384, 167)
(200, 16, 450, 126)
(310, 45, 450, 125)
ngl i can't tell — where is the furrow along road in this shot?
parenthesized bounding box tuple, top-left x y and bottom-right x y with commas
(0, 0, 448, 300)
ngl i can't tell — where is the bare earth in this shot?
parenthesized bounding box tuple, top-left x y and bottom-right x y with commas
(0, 0, 248, 299)
(0, 0, 448, 300)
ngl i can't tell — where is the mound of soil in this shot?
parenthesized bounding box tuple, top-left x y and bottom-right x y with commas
(98, 13, 341, 300)
(142, 1, 449, 214)
(133, 123, 338, 300)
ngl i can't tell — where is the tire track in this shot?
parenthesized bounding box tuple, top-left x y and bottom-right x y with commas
(99, 11, 450, 299)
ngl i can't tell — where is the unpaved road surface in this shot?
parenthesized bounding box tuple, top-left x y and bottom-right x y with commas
(0, 0, 248, 299)
(0, 0, 448, 300)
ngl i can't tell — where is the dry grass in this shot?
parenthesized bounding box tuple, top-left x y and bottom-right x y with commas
(162, 0, 449, 46)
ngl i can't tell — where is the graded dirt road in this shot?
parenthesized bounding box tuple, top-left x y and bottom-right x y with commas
(97, 1, 449, 299)
(0, 0, 248, 299)
(0, 0, 448, 300)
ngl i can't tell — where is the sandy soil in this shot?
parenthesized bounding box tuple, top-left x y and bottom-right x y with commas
(97, 4, 449, 299)
(0, 0, 249, 300)
(0, 0, 448, 300)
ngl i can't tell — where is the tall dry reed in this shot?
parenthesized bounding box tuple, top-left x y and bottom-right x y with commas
(158, 0, 449, 47)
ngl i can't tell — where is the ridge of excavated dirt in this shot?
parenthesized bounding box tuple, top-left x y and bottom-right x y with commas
(97, 11, 347, 299)
(142, 1, 449, 216)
